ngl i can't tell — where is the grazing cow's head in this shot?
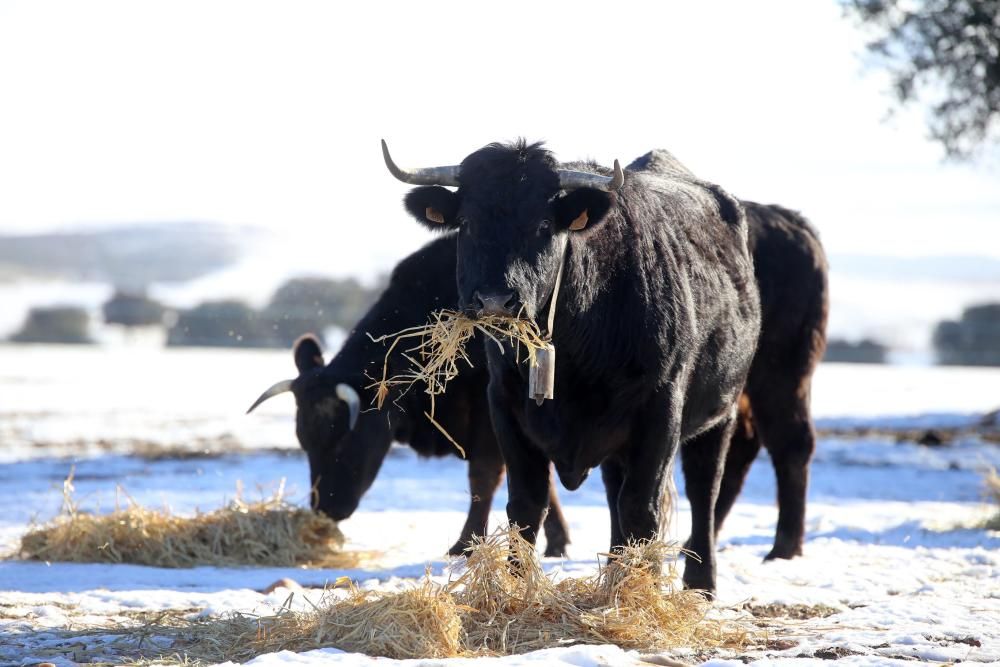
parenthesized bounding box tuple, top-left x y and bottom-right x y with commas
(246, 335, 390, 521)
(383, 140, 623, 323)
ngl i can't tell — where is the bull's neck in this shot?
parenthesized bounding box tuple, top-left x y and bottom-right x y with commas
(550, 217, 635, 361)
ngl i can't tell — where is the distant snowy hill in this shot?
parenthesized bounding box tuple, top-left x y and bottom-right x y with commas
(0, 222, 264, 288)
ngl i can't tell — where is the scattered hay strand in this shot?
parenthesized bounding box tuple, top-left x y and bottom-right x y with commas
(18, 472, 364, 569)
(143, 526, 750, 663)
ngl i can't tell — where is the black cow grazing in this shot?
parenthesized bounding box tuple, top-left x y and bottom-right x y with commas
(628, 151, 829, 562)
(385, 140, 761, 593)
(247, 236, 570, 557)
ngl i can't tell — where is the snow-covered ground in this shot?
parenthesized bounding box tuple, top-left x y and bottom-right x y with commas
(1, 345, 999, 665)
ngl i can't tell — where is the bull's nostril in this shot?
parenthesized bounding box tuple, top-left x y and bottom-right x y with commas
(473, 290, 517, 315)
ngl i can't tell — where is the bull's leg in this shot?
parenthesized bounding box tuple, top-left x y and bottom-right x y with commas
(601, 458, 626, 548)
(754, 387, 815, 560)
(449, 450, 505, 556)
(680, 414, 736, 596)
(616, 393, 682, 550)
(488, 381, 550, 547)
(712, 394, 762, 537)
(542, 466, 570, 557)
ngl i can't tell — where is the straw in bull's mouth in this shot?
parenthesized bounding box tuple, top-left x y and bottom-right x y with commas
(366, 309, 548, 455)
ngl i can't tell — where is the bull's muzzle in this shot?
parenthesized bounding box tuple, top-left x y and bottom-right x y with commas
(472, 290, 519, 317)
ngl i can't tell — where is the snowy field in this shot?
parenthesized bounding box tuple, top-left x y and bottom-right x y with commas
(1, 345, 999, 665)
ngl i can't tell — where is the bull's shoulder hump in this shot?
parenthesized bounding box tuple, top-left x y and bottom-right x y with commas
(624, 171, 744, 228)
(625, 149, 695, 179)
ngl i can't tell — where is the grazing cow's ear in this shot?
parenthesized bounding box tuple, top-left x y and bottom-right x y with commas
(293, 334, 325, 374)
(554, 188, 613, 233)
(403, 186, 460, 230)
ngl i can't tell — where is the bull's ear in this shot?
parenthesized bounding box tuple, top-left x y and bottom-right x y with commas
(293, 334, 325, 373)
(554, 188, 612, 233)
(403, 186, 460, 230)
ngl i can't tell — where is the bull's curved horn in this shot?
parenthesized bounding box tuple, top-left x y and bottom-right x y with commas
(246, 379, 294, 414)
(557, 159, 625, 192)
(336, 383, 360, 430)
(381, 139, 461, 187)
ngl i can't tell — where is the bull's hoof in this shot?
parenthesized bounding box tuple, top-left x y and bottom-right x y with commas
(763, 544, 803, 561)
(764, 534, 803, 561)
(448, 541, 470, 557)
(544, 541, 568, 558)
(681, 561, 715, 598)
(681, 582, 716, 601)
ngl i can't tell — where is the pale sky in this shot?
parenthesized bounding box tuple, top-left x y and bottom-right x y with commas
(1, 0, 998, 274)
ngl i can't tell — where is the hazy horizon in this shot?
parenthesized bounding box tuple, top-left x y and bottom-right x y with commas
(3, 220, 999, 354)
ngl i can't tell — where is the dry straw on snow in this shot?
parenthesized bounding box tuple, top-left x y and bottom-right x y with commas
(18, 472, 363, 569)
(451, 527, 738, 654)
(151, 527, 749, 663)
(162, 577, 464, 663)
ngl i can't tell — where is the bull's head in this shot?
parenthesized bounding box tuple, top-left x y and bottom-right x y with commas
(246, 335, 390, 521)
(383, 139, 623, 322)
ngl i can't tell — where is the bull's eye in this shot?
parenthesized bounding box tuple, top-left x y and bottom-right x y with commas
(538, 219, 553, 235)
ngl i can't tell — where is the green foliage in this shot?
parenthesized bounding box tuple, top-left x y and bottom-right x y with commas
(823, 337, 889, 364)
(934, 302, 1000, 365)
(166, 300, 276, 348)
(9, 307, 94, 345)
(102, 290, 167, 328)
(845, 0, 1000, 158)
(261, 276, 382, 348)
(165, 275, 387, 349)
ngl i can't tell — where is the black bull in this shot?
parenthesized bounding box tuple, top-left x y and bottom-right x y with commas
(394, 140, 760, 594)
(249, 147, 827, 590)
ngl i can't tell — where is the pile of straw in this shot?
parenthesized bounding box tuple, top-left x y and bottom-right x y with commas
(165, 578, 464, 663)
(19, 473, 359, 569)
(451, 527, 733, 654)
(156, 527, 748, 663)
(368, 309, 549, 454)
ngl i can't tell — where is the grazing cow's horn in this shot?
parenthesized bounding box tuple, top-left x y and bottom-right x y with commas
(557, 159, 625, 192)
(246, 379, 294, 414)
(336, 383, 360, 430)
(381, 139, 461, 187)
